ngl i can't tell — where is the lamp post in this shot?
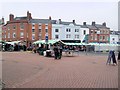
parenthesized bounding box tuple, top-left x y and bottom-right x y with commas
(85, 34, 89, 55)
(45, 33, 48, 50)
(97, 31, 100, 53)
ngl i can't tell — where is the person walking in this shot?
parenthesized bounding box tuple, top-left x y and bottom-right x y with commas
(112, 51, 117, 65)
(59, 45, 63, 59)
(117, 51, 120, 61)
(106, 50, 113, 65)
(53, 44, 59, 60)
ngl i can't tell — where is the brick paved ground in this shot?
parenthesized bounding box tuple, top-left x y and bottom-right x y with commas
(2, 51, 118, 88)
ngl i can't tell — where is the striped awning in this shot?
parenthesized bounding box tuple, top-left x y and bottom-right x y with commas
(64, 43, 83, 45)
(33, 40, 65, 44)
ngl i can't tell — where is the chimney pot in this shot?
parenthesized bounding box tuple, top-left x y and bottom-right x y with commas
(102, 22, 106, 26)
(83, 22, 86, 25)
(49, 16, 51, 20)
(9, 14, 14, 21)
(73, 20, 75, 24)
(27, 11, 32, 20)
(59, 19, 61, 24)
(92, 21, 95, 26)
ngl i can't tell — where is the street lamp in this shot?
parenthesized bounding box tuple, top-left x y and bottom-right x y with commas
(45, 33, 48, 50)
(85, 34, 89, 55)
(97, 30, 100, 53)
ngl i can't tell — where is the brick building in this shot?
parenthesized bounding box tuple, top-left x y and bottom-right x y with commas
(2, 11, 54, 46)
(2, 11, 111, 46)
(0, 18, 4, 41)
(83, 22, 110, 43)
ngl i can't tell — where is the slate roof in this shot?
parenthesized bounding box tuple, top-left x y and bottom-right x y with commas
(110, 31, 120, 35)
(29, 19, 56, 24)
(60, 21, 72, 25)
(14, 16, 27, 20)
(80, 24, 110, 30)
(80, 25, 88, 28)
(86, 25, 98, 30)
(29, 19, 80, 26)
(95, 24, 110, 29)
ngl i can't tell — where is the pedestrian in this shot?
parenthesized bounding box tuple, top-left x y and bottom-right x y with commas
(53, 44, 59, 60)
(58, 45, 62, 59)
(112, 51, 117, 65)
(106, 50, 112, 65)
(23, 45, 27, 51)
(117, 51, 120, 61)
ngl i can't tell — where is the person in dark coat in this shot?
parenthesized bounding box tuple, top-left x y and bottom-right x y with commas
(23, 45, 27, 51)
(53, 45, 59, 59)
(118, 51, 120, 61)
(112, 51, 117, 65)
(58, 45, 62, 59)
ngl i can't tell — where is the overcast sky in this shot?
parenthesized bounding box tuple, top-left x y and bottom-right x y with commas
(0, 0, 119, 30)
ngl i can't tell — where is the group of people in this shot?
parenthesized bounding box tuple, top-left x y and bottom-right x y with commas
(53, 44, 62, 60)
(107, 50, 120, 65)
(2, 43, 27, 51)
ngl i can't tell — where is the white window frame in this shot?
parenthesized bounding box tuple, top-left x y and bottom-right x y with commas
(83, 30, 86, 35)
(8, 33, 10, 38)
(8, 26, 10, 30)
(55, 29, 59, 32)
(94, 35, 97, 40)
(32, 34, 35, 40)
(13, 32, 16, 38)
(55, 35, 59, 39)
(20, 23, 24, 30)
(20, 32, 24, 38)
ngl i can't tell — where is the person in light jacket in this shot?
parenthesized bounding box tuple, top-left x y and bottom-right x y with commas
(106, 50, 113, 65)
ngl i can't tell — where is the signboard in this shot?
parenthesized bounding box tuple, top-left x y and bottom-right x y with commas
(85, 34, 89, 44)
(45, 33, 48, 43)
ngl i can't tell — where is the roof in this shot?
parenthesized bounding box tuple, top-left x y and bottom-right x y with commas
(95, 24, 110, 29)
(80, 25, 88, 28)
(29, 19, 56, 24)
(60, 21, 72, 25)
(29, 19, 81, 26)
(58, 20, 80, 26)
(86, 25, 97, 30)
(80, 23, 110, 29)
(64, 43, 83, 45)
(110, 31, 120, 35)
(14, 16, 27, 20)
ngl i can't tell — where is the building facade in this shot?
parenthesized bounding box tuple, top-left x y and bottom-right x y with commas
(0, 18, 4, 41)
(110, 31, 120, 44)
(2, 11, 111, 46)
(86, 22, 110, 43)
(2, 11, 31, 46)
(2, 12, 53, 46)
(80, 22, 89, 43)
(52, 19, 81, 43)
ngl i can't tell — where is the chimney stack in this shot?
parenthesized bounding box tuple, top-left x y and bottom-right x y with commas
(27, 11, 32, 20)
(59, 19, 61, 24)
(9, 14, 14, 21)
(92, 21, 95, 26)
(83, 22, 86, 25)
(49, 16, 51, 20)
(102, 22, 106, 26)
(2, 17, 4, 24)
(73, 20, 75, 24)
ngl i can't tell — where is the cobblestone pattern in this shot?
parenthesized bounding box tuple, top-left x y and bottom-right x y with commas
(2, 52, 118, 88)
